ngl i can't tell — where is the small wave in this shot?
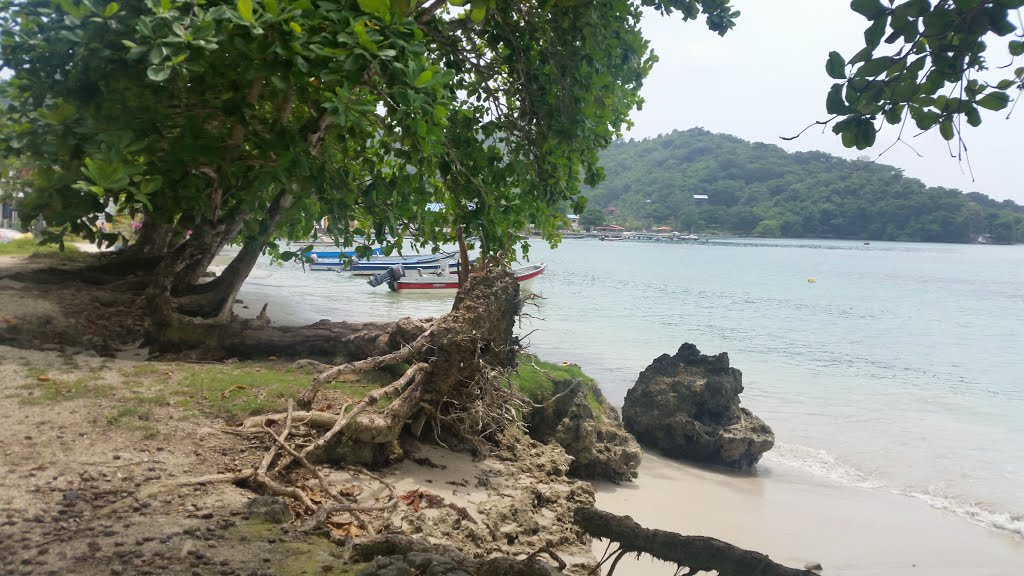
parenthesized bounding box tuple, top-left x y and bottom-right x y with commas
(762, 442, 884, 489)
(766, 443, 1024, 539)
(892, 488, 1024, 539)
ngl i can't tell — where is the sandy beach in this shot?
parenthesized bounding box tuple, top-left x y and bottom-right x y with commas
(593, 452, 1024, 576)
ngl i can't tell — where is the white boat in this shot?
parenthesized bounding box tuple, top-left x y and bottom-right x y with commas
(310, 252, 457, 274)
(368, 264, 546, 293)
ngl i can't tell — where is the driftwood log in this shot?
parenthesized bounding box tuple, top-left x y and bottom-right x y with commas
(575, 507, 818, 576)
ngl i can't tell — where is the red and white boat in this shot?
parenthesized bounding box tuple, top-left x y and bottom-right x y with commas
(369, 264, 546, 293)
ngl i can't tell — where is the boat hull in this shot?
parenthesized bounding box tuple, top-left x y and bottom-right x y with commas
(392, 264, 546, 292)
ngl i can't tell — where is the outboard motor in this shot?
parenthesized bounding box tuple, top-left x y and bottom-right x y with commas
(367, 264, 404, 289)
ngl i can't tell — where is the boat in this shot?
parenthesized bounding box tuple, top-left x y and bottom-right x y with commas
(368, 263, 546, 293)
(310, 252, 458, 274)
(307, 247, 384, 259)
(600, 236, 626, 242)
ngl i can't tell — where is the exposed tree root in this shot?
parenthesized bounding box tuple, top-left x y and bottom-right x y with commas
(575, 507, 818, 576)
(297, 330, 434, 408)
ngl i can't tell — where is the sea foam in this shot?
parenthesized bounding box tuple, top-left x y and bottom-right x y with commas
(765, 442, 1024, 540)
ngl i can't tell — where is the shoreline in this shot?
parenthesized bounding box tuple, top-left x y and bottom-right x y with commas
(594, 452, 1024, 576)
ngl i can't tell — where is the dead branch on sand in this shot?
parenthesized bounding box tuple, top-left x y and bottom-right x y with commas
(576, 507, 818, 576)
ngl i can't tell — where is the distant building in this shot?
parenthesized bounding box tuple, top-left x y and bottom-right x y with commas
(595, 225, 625, 233)
(605, 206, 620, 216)
(566, 214, 580, 229)
(692, 194, 709, 202)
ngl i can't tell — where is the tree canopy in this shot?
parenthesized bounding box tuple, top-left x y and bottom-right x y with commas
(823, 0, 1024, 151)
(588, 128, 1024, 243)
(0, 0, 738, 322)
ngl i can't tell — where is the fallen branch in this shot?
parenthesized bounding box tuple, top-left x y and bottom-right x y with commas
(97, 469, 255, 517)
(575, 507, 817, 576)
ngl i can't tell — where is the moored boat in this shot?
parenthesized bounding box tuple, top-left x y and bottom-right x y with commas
(368, 263, 546, 293)
(310, 252, 458, 274)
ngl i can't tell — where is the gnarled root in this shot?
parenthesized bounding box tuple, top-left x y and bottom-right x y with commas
(296, 329, 433, 409)
(575, 507, 818, 576)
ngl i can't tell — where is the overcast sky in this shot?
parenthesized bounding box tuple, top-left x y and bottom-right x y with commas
(629, 0, 1024, 203)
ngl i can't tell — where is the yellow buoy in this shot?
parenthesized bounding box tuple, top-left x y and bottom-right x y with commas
(807, 277, 817, 283)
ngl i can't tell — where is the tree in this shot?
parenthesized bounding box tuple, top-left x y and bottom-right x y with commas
(821, 0, 1024, 151)
(0, 0, 740, 338)
(579, 206, 607, 228)
(991, 209, 1020, 243)
(752, 219, 782, 237)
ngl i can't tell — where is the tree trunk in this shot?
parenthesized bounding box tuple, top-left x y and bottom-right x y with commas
(221, 317, 433, 361)
(290, 266, 523, 451)
(145, 191, 293, 352)
(173, 236, 265, 318)
(129, 217, 175, 257)
(171, 212, 247, 292)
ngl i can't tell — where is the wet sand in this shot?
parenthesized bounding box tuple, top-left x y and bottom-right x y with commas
(593, 452, 1024, 576)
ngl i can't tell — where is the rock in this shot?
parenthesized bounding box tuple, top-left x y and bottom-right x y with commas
(62, 490, 78, 504)
(805, 561, 824, 572)
(244, 496, 293, 524)
(622, 343, 774, 469)
(526, 379, 642, 481)
(357, 552, 474, 576)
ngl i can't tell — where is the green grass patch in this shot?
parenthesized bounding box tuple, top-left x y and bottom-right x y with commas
(106, 405, 159, 438)
(509, 354, 607, 420)
(20, 375, 111, 404)
(174, 361, 390, 419)
(0, 236, 88, 261)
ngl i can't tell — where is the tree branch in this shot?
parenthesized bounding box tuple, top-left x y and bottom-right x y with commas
(574, 507, 818, 576)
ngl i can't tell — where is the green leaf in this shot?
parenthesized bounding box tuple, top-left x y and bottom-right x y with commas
(265, 0, 280, 17)
(148, 44, 166, 65)
(976, 92, 1010, 111)
(413, 69, 433, 87)
(939, 118, 954, 141)
(850, 0, 886, 19)
(237, 0, 254, 23)
(470, 5, 486, 22)
(884, 104, 904, 125)
(826, 51, 846, 80)
(854, 55, 897, 78)
(103, 2, 119, 17)
(826, 84, 849, 114)
(965, 106, 982, 128)
(289, 21, 302, 33)
(357, 0, 390, 17)
(1010, 41, 1024, 57)
(912, 109, 941, 130)
(146, 65, 172, 82)
(864, 17, 886, 49)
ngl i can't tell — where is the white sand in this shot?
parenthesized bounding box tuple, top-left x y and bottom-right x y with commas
(593, 452, 1024, 575)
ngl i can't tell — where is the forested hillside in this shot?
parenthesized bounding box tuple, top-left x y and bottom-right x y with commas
(586, 128, 1023, 244)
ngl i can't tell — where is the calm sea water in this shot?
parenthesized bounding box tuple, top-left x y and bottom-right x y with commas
(234, 238, 1024, 539)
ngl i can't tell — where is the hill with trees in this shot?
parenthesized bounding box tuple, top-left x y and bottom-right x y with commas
(585, 128, 1023, 244)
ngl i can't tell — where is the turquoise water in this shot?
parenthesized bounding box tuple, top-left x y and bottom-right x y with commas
(235, 238, 1024, 539)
